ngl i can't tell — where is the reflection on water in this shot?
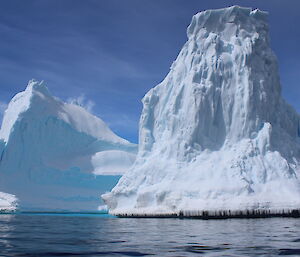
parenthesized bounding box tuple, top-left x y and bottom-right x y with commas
(0, 214, 15, 250)
(0, 214, 299, 256)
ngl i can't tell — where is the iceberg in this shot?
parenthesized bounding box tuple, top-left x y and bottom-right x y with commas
(103, 6, 300, 216)
(0, 192, 17, 212)
(0, 80, 137, 211)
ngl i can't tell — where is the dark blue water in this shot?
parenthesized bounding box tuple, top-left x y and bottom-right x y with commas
(0, 214, 299, 256)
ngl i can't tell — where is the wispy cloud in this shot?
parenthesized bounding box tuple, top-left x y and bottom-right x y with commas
(67, 94, 95, 113)
(96, 111, 139, 143)
(0, 101, 7, 125)
(106, 113, 138, 133)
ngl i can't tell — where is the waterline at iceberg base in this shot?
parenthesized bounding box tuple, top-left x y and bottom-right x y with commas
(103, 6, 300, 217)
(117, 210, 300, 219)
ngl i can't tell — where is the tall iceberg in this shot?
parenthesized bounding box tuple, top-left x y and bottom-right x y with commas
(103, 6, 300, 216)
(0, 80, 137, 211)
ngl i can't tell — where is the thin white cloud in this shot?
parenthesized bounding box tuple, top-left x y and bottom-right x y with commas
(107, 114, 138, 131)
(97, 111, 139, 141)
(67, 94, 95, 113)
(0, 101, 7, 125)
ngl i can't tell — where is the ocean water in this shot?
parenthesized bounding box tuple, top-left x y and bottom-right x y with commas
(0, 214, 299, 256)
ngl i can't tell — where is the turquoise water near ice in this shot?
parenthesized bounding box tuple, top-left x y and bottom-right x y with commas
(0, 213, 299, 256)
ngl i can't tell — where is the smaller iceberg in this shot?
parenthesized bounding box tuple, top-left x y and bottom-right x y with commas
(0, 80, 137, 211)
(0, 192, 18, 212)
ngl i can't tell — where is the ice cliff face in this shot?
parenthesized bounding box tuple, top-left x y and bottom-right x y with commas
(0, 80, 137, 211)
(103, 6, 300, 215)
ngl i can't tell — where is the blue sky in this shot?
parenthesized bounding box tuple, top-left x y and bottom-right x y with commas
(0, 0, 299, 143)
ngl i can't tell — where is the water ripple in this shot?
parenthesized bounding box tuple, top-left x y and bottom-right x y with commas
(0, 214, 299, 256)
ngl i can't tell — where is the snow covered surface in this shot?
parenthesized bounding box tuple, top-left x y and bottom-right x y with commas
(0, 192, 17, 212)
(0, 80, 137, 211)
(103, 6, 300, 215)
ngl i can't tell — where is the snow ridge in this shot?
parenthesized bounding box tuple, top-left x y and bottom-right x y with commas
(0, 79, 129, 145)
(103, 6, 300, 215)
